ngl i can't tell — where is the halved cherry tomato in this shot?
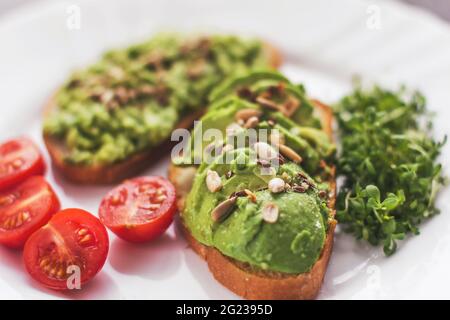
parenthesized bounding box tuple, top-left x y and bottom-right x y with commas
(0, 137, 45, 191)
(0, 176, 60, 248)
(99, 176, 177, 243)
(23, 209, 109, 291)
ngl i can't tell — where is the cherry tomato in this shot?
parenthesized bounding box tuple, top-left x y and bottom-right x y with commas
(0, 176, 60, 248)
(23, 209, 109, 291)
(99, 176, 177, 243)
(0, 138, 45, 191)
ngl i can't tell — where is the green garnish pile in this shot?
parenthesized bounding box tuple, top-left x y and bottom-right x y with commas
(335, 86, 446, 255)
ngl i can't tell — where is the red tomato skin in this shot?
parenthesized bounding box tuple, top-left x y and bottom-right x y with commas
(0, 176, 60, 249)
(0, 138, 46, 192)
(107, 206, 175, 243)
(23, 209, 109, 291)
(99, 176, 177, 243)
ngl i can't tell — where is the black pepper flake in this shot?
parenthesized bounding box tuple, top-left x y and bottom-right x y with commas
(292, 184, 306, 193)
(229, 190, 246, 198)
(237, 87, 254, 101)
(297, 172, 308, 180)
(67, 79, 80, 89)
(296, 172, 316, 189)
(318, 190, 328, 199)
(277, 154, 286, 166)
(257, 159, 271, 168)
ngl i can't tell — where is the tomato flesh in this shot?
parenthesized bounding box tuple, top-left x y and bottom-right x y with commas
(0, 138, 45, 191)
(23, 209, 109, 290)
(0, 176, 60, 248)
(99, 176, 177, 243)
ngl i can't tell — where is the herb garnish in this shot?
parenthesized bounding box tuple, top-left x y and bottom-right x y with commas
(335, 85, 446, 255)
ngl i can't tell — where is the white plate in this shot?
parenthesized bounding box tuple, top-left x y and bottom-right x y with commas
(0, 0, 449, 300)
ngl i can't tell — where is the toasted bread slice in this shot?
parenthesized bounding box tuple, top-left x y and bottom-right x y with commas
(168, 100, 336, 300)
(43, 43, 282, 185)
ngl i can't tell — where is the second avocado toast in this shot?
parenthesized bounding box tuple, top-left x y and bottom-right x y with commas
(42, 34, 281, 184)
(169, 71, 337, 299)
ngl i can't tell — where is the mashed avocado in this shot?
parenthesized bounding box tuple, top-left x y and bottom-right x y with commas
(185, 150, 328, 273)
(181, 71, 335, 274)
(43, 34, 273, 165)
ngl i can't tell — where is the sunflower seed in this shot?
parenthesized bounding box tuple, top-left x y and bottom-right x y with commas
(256, 96, 280, 111)
(244, 116, 259, 129)
(244, 189, 257, 203)
(253, 142, 278, 161)
(211, 197, 237, 222)
(268, 178, 286, 193)
(278, 144, 302, 163)
(270, 130, 285, 146)
(235, 108, 262, 122)
(262, 203, 279, 223)
(281, 97, 300, 117)
(206, 170, 223, 192)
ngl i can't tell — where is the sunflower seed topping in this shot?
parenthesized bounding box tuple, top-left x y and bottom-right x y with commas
(244, 189, 257, 203)
(235, 108, 262, 122)
(270, 130, 285, 146)
(206, 170, 222, 192)
(244, 116, 259, 129)
(211, 197, 237, 222)
(262, 203, 279, 223)
(256, 96, 280, 111)
(278, 144, 302, 163)
(268, 178, 286, 193)
(253, 142, 278, 162)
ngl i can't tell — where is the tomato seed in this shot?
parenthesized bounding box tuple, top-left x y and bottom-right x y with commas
(156, 188, 164, 196)
(77, 227, 89, 236)
(155, 195, 167, 203)
(12, 158, 24, 169)
(56, 266, 66, 278)
(78, 233, 96, 247)
(0, 194, 16, 206)
(111, 193, 125, 206)
(22, 211, 30, 221)
(39, 258, 49, 268)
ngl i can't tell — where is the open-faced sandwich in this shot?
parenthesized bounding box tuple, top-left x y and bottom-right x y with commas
(43, 34, 281, 184)
(169, 71, 337, 299)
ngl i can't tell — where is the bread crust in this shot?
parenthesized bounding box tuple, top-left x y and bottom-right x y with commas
(43, 104, 203, 185)
(42, 42, 281, 185)
(168, 100, 336, 300)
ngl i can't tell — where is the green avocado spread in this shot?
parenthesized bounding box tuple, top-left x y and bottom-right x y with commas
(43, 34, 273, 165)
(180, 71, 336, 274)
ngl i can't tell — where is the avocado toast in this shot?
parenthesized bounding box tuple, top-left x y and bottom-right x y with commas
(169, 71, 336, 299)
(43, 34, 281, 184)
